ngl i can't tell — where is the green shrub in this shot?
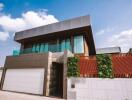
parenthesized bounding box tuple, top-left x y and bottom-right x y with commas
(67, 56, 80, 77)
(96, 54, 113, 78)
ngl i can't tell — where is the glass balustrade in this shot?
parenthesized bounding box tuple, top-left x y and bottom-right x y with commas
(13, 50, 20, 56)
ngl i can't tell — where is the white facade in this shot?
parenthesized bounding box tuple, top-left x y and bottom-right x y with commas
(68, 78, 132, 100)
(3, 68, 45, 95)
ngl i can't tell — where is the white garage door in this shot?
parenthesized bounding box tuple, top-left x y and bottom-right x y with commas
(3, 68, 45, 95)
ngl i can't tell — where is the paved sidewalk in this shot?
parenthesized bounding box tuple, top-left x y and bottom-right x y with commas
(0, 91, 64, 100)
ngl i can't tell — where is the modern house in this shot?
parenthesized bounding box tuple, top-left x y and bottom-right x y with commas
(0, 15, 96, 99)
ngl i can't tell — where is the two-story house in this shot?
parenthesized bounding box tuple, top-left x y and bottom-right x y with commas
(0, 15, 96, 99)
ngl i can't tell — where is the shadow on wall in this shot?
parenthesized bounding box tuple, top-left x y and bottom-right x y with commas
(0, 69, 3, 83)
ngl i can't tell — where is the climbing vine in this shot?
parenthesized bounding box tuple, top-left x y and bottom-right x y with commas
(67, 56, 80, 77)
(96, 54, 113, 78)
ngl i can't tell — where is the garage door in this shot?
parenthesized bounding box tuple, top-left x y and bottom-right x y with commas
(3, 68, 45, 95)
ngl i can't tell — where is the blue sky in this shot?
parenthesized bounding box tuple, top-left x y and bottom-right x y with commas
(0, 0, 132, 66)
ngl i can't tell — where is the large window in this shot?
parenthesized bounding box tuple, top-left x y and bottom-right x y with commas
(29, 38, 72, 53)
(40, 43, 48, 52)
(32, 43, 48, 53)
(60, 39, 72, 52)
(74, 35, 84, 53)
(48, 41, 58, 52)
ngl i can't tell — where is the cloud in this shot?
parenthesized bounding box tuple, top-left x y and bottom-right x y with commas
(0, 31, 9, 41)
(0, 3, 4, 11)
(0, 15, 26, 32)
(22, 10, 58, 29)
(0, 10, 58, 41)
(108, 29, 132, 52)
(96, 27, 115, 36)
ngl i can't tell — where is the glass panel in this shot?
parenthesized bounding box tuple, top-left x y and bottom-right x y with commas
(32, 44, 36, 53)
(60, 39, 71, 52)
(13, 50, 20, 56)
(40, 43, 45, 53)
(44, 43, 48, 52)
(74, 35, 84, 53)
(49, 42, 58, 52)
(35, 44, 40, 53)
(65, 39, 72, 51)
(60, 40, 65, 52)
(21, 48, 32, 54)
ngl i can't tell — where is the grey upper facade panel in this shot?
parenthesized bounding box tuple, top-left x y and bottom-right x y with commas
(14, 15, 91, 41)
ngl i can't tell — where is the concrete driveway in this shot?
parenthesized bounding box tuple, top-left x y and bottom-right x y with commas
(0, 91, 64, 100)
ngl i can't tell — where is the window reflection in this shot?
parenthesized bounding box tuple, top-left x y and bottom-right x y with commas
(74, 35, 84, 53)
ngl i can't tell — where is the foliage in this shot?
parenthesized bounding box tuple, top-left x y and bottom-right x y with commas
(96, 54, 113, 78)
(67, 56, 80, 77)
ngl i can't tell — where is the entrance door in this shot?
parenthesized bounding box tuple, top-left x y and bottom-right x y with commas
(49, 62, 63, 98)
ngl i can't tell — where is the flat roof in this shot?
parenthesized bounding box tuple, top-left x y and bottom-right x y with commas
(14, 15, 91, 42)
(96, 47, 121, 54)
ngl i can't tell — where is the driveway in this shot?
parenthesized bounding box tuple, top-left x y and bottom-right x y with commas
(0, 91, 64, 100)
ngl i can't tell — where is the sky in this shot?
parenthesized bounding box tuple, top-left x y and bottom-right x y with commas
(0, 0, 132, 66)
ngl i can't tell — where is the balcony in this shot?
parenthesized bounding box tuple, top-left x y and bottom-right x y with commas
(13, 48, 39, 56)
(13, 46, 60, 56)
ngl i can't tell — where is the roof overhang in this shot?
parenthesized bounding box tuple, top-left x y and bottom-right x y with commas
(14, 15, 91, 42)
